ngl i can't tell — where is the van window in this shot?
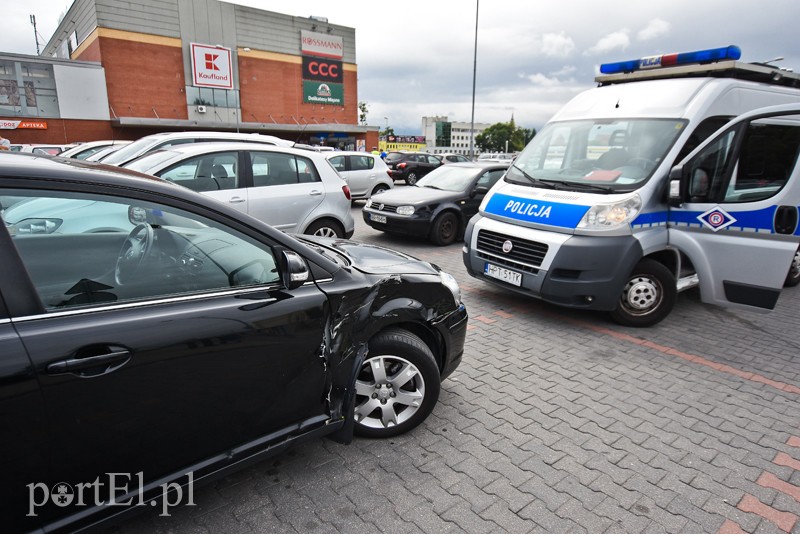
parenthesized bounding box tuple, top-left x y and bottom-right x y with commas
(507, 118, 687, 192)
(685, 119, 800, 203)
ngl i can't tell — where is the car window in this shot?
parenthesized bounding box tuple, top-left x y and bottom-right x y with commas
(426, 155, 440, 164)
(157, 152, 240, 192)
(250, 152, 321, 187)
(157, 138, 198, 149)
(350, 155, 374, 171)
(2, 189, 282, 312)
(329, 155, 346, 172)
(477, 169, 506, 188)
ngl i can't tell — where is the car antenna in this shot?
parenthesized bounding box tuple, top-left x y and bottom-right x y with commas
(292, 121, 309, 148)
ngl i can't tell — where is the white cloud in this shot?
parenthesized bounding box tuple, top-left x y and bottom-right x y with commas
(585, 31, 631, 56)
(526, 73, 562, 87)
(549, 65, 577, 78)
(540, 32, 575, 58)
(637, 19, 670, 41)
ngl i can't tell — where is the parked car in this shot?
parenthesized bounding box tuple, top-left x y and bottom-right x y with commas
(58, 140, 132, 160)
(84, 143, 130, 162)
(477, 153, 515, 163)
(436, 153, 471, 164)
(102, 131, 292, 166)
(384, 151, 443, 185)
(9, 143, 75, 155)
(326, 151, 393, 200)
(125, 143, 354, 238)
(0, 152, 467, 532)
(363, 162, 509, 245)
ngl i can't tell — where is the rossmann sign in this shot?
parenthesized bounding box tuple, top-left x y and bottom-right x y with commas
(300, 30, 344, 59)
(302, 57, 343, 83)
(190, 43, 233, 90)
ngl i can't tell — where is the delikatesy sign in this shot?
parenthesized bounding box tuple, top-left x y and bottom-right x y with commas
(190, 43, 233, 90)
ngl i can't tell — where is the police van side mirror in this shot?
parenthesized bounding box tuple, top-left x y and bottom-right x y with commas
(667, 165, 684, 207)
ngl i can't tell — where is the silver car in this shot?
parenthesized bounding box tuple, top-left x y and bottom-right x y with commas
(102, 131, 292, 166)
(326, 151, 393, 201)
(126, 143, 355, 238)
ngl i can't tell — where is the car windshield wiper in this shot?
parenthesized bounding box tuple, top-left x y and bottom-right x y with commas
(551, 181, 615, 193)
(421, 184, 444, 190)
(509, 165, 557, 189)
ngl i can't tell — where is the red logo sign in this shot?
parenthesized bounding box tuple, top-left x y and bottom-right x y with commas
(204, 53, 220, 71)
(302, 56, 343, 83)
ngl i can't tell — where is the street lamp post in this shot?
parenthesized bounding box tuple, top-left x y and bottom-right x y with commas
(469, 0, 479, 160)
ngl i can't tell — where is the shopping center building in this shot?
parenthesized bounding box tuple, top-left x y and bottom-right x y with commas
(0, 0, 378, 149)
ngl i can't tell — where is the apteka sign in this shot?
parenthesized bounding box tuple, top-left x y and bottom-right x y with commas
(190, 43, 233, 90)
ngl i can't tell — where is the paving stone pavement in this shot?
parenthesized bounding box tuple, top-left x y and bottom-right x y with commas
(116, 196, 800, 534)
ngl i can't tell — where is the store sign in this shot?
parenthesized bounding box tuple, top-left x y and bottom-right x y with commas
(1, 120, 48, 130)
(303, 81, 344, 106)
(190, 43, 233, 90)
(302, 56, 343, 83)
(300, 30, 344, 59)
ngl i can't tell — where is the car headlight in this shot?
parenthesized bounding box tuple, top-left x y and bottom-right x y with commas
(396, 205, 415, 216)
(365, 198, 372, 208)
(440, 271, 462, 304)
(10, 218, 63, 235)
(577, 194, 642, 229)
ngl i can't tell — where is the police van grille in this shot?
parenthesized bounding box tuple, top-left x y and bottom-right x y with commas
(476, 230, 548, 272)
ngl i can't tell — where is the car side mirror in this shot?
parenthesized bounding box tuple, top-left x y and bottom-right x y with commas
(281, 249, 309, 290)
(667, 165, 684, 207)
(471, 186, 489, 198)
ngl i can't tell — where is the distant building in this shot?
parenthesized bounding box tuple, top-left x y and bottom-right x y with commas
(0, 0, 378, 148)
(421, 116, 491, 156)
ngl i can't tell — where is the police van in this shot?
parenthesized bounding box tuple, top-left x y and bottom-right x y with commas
(462, 46, 800, 326)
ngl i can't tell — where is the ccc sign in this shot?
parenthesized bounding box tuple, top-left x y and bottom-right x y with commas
(302, 56, 343, 83)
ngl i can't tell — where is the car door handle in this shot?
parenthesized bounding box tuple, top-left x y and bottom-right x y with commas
(47, 348, 132, 377)
(228, 196, 246, 204)
(309, 190, 323, 196)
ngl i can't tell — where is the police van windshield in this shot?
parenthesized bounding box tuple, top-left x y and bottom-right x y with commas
(507, 118, 687, 193)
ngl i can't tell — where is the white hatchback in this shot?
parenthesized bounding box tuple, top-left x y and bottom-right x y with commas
(326, 151, 393, 200)
(126, 143, 355, 238)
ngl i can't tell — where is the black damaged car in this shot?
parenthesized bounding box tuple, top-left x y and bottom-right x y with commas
(0, 153, 467, 532)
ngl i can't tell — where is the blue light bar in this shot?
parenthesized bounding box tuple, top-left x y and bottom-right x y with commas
(600, 45, 742, 75)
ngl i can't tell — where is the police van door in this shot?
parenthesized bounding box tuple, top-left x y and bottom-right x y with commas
(667, 105, 800, 311)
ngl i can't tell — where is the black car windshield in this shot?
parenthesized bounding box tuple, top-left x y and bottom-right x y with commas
(384, 152, 406, 163)
(415, 166, 479, 192)
(506, 118, 687, 193)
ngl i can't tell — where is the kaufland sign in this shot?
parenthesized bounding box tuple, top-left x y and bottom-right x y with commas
(190, 43, 233, 90)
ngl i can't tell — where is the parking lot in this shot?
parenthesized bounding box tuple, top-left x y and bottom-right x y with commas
(119, 196, 800, 534)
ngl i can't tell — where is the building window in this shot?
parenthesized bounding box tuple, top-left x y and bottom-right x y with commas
(186, 86, 240, 109)
(0, 60, 58, 117)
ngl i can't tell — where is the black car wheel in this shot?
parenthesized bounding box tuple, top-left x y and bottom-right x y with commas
(430, 212, 458, 246)
(305, 218, 344, 238)
(354, 328, 440, 438)
(786, 246, 800, 287)
(405, 172, 418, 186)
(610, 259, 676, 327)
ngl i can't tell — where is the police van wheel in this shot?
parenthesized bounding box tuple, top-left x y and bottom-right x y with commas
(611, 259, 676, 327)
(785, 246, 800, 287)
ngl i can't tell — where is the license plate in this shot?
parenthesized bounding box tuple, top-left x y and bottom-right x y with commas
(370, 213, 387, 224)
(484, 263, 522, 286)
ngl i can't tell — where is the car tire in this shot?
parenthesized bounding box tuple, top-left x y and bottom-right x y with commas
(785, 246, 800, 287)
(405, 172, 418, 186)
(430, 212, 459, 246)
(304, 218, 344, 238)
(371, 184, 389, 197)
(353, 328, 440, 438)
(610, 259, 676, 327)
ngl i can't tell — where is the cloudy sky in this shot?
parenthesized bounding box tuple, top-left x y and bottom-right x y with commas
(4, 0, 800, 134)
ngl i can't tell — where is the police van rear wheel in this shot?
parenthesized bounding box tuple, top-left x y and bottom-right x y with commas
(785, 247, 800, 287)
(611, 259, 676, 327)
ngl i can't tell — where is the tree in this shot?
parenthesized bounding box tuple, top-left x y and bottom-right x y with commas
(358, 101, 369, 125)
(475, 121, 536, 152)
(380, 126, 396, 137)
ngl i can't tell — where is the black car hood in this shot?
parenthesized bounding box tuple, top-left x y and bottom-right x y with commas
(299, 236, 439, 276)
(371, 186, 460, 205)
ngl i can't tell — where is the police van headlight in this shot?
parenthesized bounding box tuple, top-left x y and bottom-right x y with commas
(577, 194, 642, 229)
